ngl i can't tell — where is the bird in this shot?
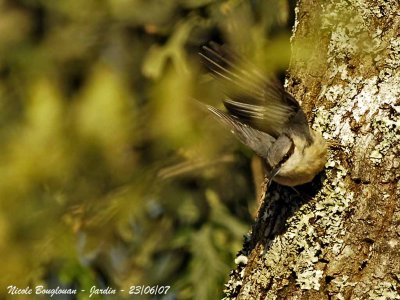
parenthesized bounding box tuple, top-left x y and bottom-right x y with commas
(198, 42, 327, 187)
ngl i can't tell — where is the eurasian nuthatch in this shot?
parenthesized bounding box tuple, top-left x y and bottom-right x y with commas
(199, 43, 327, 187)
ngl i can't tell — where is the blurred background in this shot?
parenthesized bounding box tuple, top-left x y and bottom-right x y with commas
(0, 0, 294, 299)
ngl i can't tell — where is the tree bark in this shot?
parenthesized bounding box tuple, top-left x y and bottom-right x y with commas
(224, 0, 400, 299)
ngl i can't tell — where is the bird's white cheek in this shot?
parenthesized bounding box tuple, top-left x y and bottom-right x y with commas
(278, 151, 302, 175)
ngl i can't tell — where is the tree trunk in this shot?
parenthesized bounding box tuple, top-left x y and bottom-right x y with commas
(223, 0, 400, 299)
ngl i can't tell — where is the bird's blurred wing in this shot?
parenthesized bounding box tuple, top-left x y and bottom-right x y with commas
(204, 104, 275, 159)
(199, 42, 299, 137)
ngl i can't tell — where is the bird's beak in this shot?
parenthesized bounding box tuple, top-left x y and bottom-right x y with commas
(266, 166, 280, 188)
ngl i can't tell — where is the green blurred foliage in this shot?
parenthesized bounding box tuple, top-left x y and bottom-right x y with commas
(0, 0, 291, 299)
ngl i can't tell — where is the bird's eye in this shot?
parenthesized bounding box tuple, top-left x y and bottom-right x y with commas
(282, 140, 295, 163)
(281, 150, 292, 164)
